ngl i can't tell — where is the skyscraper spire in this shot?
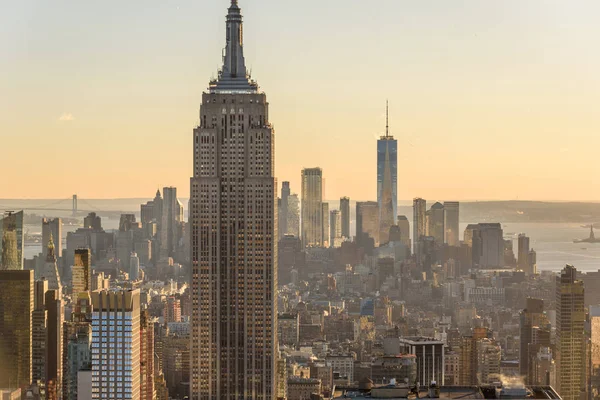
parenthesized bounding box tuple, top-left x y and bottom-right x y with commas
(386, 99, 390, 138)
(210, 0, 257, 93)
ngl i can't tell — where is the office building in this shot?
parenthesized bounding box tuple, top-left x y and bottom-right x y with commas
(477, 338, 501, 384)
(32, 279, 49, 384)
(279, 181, 290, 240)
(413, 199, 426, 256)
(278, 313, 299, 347)
(377, 102, 397, 245)
(397, 215, 411, 250)
(0, 269, 34, 390)
(398, 337, 445, 386)
(41, 233, 62, 292)
(556, 265, 585, 400)
(356, 201, 379, 249)
(427, 202, 445, 246)
(42, 218, 62, 259)
(45, 288, 64, 400)
(443, 202, 459, 247)
(302, 167, 324, 247)
(340, 197, 350, 239)
(83, 213, 102, 231)
(72, 248, 92, 296)
(0, 210, 24, 270)
(471, 223, 504, 268)
(518, 234, 537, 275)
(190, 1, 277, 397)
(322, 202, 330, 248)
(91, 290, 141, 400)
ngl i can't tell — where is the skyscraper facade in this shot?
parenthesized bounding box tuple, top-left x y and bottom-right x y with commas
(428, 202, 445, 246)
(472, 223, 504, 269)
(356, 201, 379, 249)
(443, 201, 459, 247)
(413, 198, 427, 255)
(72, 248, 92, 296)
(91, 290, 141, 400)
(160, 187, 183, 259)
(556, 265, 585, 400)
(301, 168, 324, 247)
(190, 1, 277, 398)
(322, 202, 330, 248)
(286, 193, 300, 238)
(397, 215, 411, 250)
(279, 181, 290, 240)
(0, 210, 24, 270)
(340, 197, 350, 239)
(377, 103, 397, 245)
(0, 269, 33, 390)
(329, 210, 342, 248)
(41, 233, 62, 292)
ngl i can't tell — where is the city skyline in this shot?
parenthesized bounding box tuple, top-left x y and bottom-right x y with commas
(3, 1, 600, 201)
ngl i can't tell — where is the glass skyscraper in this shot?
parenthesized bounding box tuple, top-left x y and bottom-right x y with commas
(377, 103, 397, 245)
(0, 210, 24, 270)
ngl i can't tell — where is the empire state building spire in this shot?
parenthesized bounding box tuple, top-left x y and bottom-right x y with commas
(211, 0, 258, 93)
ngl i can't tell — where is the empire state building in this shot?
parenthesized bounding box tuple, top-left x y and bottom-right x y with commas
(190, 1, 277, 399)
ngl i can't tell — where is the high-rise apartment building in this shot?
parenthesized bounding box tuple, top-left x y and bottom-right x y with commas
(72, 248, 92, 296)
(0, 269, 33, 390)
(0, 210, 24, 270)
(43, 218, 62, 259)
(340, 197, 350, 239)
(443, 202, 459, 247)
(91, 290, 141, 400)
(190, 1, 277, 397)
(279, 181, 291, 240)
(556, 265, 585, 400)
(302, 168, 324, 247)
(356, 201, 379, 249)
(377, 102, 397, 245)
(413, 199, 427, 255)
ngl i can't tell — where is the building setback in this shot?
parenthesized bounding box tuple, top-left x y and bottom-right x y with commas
(190, 1, 277, 398)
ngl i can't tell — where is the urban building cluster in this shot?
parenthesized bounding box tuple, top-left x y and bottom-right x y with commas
(0, 1, 597, 400)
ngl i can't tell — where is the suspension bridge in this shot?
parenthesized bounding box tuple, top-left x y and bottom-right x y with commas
(0, 195, 129, 217)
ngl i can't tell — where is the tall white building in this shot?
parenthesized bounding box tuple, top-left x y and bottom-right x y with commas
(190, 1, 277, 398)
(91, 290, 140, 400)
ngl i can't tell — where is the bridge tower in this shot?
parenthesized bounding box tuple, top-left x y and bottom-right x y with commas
(72, 194, 78, 216)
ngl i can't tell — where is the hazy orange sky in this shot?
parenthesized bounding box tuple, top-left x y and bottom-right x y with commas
(1, 1, 599, 201)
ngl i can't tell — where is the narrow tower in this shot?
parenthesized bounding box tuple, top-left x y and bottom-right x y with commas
(377, 101, 397, 245)
(190, 1, 277, 398)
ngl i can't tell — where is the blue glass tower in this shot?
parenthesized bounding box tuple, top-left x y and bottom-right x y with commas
(377, 102, 398, 244)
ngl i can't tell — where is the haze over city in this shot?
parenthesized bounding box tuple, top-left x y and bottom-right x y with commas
(2, 2, 600, 400)
(2, 0, 600, 200)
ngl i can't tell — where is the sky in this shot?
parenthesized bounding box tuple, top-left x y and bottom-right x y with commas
(1, 0, 599, 201)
